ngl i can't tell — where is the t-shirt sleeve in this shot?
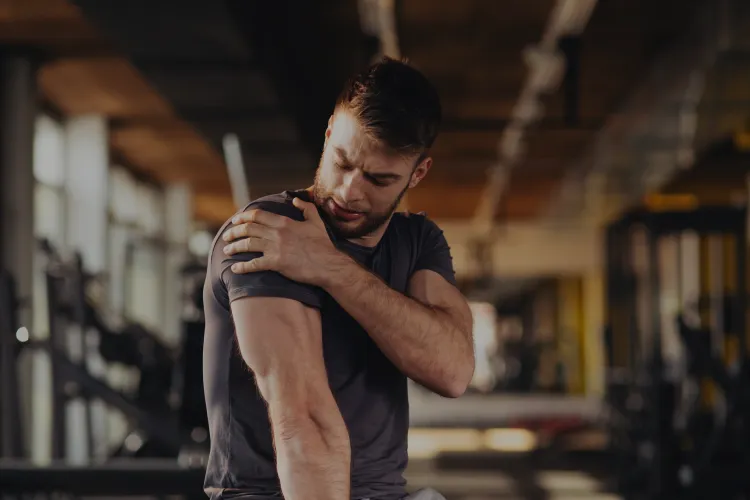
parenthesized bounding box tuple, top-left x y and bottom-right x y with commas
(215, 200, 325, 309)
(413, 217, 458, 288)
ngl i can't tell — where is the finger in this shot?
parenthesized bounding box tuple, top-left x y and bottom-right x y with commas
(292, 197, 322, 222)
(230, 256, 273, 274)
(222, 222, 274, 243)
(232, 209, 287, 229)
(223, 237, 268, 256)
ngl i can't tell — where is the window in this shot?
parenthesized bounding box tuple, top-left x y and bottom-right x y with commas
(108, 167, 168, 338)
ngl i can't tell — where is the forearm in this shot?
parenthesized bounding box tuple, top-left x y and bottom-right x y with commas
(322, 256, 474, 398)
(270, 401, 350, 500)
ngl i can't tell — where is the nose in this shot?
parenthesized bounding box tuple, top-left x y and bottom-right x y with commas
(338, 171, 365, 206)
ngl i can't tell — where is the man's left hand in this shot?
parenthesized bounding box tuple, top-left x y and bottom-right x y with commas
(222, 197, 344, 286)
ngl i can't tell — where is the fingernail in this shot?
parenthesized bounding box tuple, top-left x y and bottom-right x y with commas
(231, 264, 239, 272)
(232, 216, 239, 224)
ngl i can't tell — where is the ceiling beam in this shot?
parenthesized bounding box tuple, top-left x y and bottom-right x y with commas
(108, 109, 286, 129)
(131, 58, 262, 74)
(441, 117, 600, 132)
(471, 0, 599, 236)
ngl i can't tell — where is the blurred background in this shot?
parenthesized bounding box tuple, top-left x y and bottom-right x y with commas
(3, 0, 750, 498)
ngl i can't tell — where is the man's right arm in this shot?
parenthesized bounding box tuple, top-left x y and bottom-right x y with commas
(230, 296, 350, 500)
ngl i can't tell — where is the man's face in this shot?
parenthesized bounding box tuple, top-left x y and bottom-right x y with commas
(312, 111, 431, 240)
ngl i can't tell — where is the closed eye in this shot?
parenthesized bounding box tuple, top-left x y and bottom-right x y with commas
(365, 174, 389, 186)
(365, 173, 400, 186)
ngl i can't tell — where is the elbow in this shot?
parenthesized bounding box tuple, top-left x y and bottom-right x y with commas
(441, 382, 467, 399)
(440, 357, 475, 399)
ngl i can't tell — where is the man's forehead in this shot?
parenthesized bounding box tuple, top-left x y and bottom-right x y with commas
(330, 111, 415, 171)
(330, 111, 373, 156)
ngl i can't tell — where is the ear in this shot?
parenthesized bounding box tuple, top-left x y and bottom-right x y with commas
(325, 115, 334, 141)
(408, 157, 432, 189)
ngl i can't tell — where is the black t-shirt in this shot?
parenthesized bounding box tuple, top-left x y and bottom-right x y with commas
(202, 190, 457, 500)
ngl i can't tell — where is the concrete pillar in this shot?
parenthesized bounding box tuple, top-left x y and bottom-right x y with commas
(0, 55, 36, 326)
(0, 54, 37, 460)
(65, 116, 109, 272)
(63, 115, 109, 464)
(163, 184, 193, 347)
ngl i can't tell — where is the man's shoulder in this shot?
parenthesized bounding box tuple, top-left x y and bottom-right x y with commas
(238, 189, 308, 221)
(391, 210, 444, 240)
(208, 190, 305, 260)
(218, 190, 307, 232)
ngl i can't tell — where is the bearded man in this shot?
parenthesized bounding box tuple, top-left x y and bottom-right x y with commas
(202, 57, 475, 500)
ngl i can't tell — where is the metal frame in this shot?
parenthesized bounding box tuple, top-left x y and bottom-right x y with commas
(0, 270, 23, 459)
(39, 240, 194, 459)
(604, 205, 750, 498)
(0, 459, 205, 496)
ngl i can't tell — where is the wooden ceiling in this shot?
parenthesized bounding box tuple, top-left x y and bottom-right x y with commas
(1, 0, 234, 222)
(400, 0, 703, 221)
(1, 0, 707, 226)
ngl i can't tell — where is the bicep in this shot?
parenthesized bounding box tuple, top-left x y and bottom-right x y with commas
(231, 296, 328, 408)
(407, 269, 473, 335)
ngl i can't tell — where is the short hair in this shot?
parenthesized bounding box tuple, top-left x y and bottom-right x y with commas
(334, 56, 442, 159)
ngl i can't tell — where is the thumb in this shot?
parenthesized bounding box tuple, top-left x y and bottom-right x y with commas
(292, 197, 321, 222)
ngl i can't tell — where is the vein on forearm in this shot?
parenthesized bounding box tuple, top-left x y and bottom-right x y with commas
(327, 256, 472, 390)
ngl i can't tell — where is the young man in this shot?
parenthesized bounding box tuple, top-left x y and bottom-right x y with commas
(202, 57, 475, 500)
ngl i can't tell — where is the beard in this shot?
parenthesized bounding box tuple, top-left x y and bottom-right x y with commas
(311, 168, 408, 240)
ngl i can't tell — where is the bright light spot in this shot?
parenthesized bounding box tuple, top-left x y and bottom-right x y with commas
(408, 428, 484, 459)
(537, 471, 602, 490)
(189, 230, 214, 257)
(484, 428, 537, 452)
(15, 327, 29, 343)
(124, 432, 143, 452)
(191, 427, 208, 443)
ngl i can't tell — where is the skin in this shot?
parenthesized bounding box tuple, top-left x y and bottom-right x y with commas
(230, 297, 350, 500)
(223, 109, 476, 397)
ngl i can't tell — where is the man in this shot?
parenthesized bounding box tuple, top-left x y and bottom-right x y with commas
(203, 57, 475, 500)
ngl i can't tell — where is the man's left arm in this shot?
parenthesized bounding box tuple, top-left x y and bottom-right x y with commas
(322, 220, 475, 398)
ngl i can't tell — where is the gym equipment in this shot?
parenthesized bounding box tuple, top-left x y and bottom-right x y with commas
(175, 261, 209, 439)
(0, 269, 23, 459)
(35, 239, 204, 460)
(603, 206, 750, 499)
(0, 459, 205, 496)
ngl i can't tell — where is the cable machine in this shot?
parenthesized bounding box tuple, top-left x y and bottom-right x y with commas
(604, 206, 750, 499)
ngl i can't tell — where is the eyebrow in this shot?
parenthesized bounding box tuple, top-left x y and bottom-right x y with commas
(334, 146, 403, 181)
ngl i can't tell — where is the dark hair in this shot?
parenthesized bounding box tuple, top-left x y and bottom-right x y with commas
(335, 56, 442, 159)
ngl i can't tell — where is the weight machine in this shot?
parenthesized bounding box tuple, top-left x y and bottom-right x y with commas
(604, 206, 750, 499)
(35, 239, 206, 460)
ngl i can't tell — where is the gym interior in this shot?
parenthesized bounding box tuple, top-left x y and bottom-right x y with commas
(2, 0, 750, 498)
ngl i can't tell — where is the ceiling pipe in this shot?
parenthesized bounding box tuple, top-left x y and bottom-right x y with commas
(541, 0, 722, 228)
(470, 0, 597, 238)
(222, 133, 251, 209)
(358, 0, 401, 60)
